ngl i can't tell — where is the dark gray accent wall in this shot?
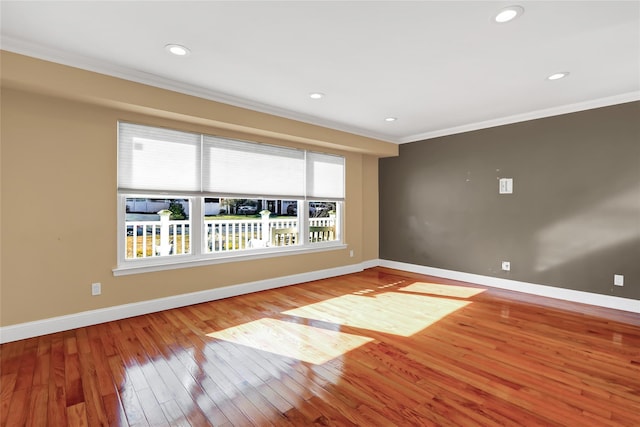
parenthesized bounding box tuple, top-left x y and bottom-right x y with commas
(380, 101, 640, 300)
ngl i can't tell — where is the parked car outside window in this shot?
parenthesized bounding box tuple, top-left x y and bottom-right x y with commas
(238, 205, 257, 215)
(285, 203, 316, 216)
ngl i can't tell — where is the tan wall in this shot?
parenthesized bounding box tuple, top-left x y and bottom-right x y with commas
(0, 52, 396, 327)
(362, 155, 380, 261)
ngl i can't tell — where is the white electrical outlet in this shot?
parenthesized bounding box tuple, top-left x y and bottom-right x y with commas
(349, 250, 354, 257)
(614, 275, 624, 287)
(91, 282, 102, 296)
(502, 261, 511, 271)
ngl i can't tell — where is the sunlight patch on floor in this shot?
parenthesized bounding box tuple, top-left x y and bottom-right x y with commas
(283, 292, 471, 337)
(399, 282, 485, 298)
(206, 318, 373, 365)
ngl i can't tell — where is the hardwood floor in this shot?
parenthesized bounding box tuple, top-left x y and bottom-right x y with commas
(1, 267, 639, 426)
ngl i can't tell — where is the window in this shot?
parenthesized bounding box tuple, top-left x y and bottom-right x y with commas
(125, 198, 190, 258)
(116, 122, 345, 273)
(309, 201, 339, 244)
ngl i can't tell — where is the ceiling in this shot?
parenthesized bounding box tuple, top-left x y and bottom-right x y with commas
(1, 1, 639, 144)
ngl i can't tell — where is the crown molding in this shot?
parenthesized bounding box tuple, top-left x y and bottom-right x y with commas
(401, 91, 640, 143)
(3, 36, 638, 146)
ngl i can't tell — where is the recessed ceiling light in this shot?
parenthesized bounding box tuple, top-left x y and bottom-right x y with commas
(547, 72, 570, 81)
(385, 117, 398, 122)
(165, 44, 190, 56)
(309, 92, 324, 99)
(494, 5, 524, 23)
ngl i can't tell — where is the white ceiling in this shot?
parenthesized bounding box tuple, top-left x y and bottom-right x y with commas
(1, 1, 639, 144)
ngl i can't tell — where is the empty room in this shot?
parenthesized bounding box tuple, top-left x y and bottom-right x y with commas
(1, 1, 639, 426)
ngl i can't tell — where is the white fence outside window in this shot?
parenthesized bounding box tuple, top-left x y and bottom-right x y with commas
(125, 214, 335, 259)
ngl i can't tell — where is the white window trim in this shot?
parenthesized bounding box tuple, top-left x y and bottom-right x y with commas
(113, 241, 347, 276)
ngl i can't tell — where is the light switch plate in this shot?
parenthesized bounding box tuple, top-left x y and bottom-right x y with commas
(614, 275, 624, 286)
(499, 178, 513, 194)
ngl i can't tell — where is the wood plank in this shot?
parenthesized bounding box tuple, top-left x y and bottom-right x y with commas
(77, 351, 110, 426)
(4, 386, 29, 426)
(25, 384, 49, 426)
(135, 387, 170, 427)
(159, 399, 189, 427)
(118, 386, 149, 427)
(102, 392, 129, 427)
(47, 384, 68, 427)
(66, 402, 88, 427)
(0, 374, 17, 425)
(63, 351, 83, 408)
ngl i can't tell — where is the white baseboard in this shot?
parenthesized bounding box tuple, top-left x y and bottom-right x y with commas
(378, 259, 640, 314)
(361, 259, 379, 269)
(0, 263, 366, 344)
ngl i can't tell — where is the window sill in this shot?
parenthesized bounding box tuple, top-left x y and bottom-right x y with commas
(113, 243, 348, 276)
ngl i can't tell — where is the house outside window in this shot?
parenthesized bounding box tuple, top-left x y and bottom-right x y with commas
(116, 122, 345, 274)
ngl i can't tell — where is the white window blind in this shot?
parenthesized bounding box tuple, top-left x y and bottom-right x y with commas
(306, 152, 345, 200)
(118, 123, 201, 193)
(118, 122, 344, 200)
(203, 136, 305, 198)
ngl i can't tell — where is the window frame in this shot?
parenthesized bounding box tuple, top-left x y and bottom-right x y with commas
(113, 122, 347, 276)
